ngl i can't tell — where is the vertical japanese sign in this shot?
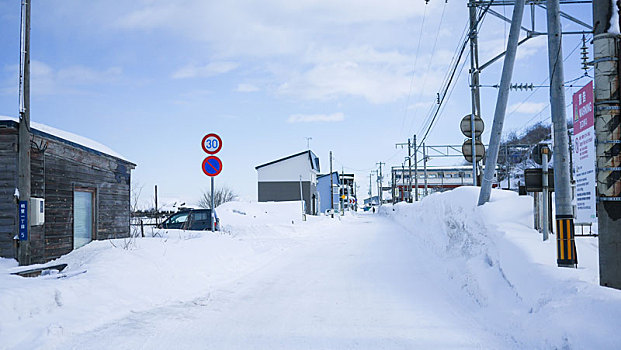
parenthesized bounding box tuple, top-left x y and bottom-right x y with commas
(18, 200, 28, 240)
(572, 81, 596, 223)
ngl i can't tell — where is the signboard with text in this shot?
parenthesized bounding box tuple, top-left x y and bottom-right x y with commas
(18, 200, 27, 240)
(572, 81, 596, 223)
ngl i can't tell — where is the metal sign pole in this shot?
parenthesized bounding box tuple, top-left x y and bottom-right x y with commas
(211, 176, 215, 232)
(542, 147, 549, 241)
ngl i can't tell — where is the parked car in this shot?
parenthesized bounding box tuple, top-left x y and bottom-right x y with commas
(158, 209, 220, 231)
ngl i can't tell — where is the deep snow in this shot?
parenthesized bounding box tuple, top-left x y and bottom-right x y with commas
(1, 190, 620, 349)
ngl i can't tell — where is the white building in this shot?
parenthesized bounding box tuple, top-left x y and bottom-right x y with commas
(255, 150, 320, 215)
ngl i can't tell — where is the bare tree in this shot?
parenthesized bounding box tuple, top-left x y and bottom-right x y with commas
(131, 181, 144, 214)
(198, 185, 238, 209)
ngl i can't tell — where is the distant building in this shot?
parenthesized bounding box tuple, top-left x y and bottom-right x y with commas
(317, 172, 339, 213)
(339, 173, 357, 210)
(391, 165, 498, 202)
(0, 117, 136, 264)
(255, 150, 320, 215)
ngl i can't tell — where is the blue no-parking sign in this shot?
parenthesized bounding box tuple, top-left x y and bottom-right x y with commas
(202, 156, 223, 177)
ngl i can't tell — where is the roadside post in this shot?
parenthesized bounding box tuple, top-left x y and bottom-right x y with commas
(541, 144, 550, 241)
(201, 133, 223, 232)
(527, 144, 554, 241)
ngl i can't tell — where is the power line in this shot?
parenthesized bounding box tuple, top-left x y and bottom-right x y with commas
(504, 33, 591, 121)
(405, 1, 448, 136)
(415, 2, 494, 147)
(400, 4, 429, 133)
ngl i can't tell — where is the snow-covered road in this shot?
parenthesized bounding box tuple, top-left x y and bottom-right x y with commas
(54, 214, 510, 349)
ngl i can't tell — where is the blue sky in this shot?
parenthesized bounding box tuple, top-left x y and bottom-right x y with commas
(0, 1, 592, 208)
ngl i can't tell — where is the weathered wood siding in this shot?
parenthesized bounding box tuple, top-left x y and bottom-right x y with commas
(33, 133, 133, 261)
(0, 129, 17, 259)
(30, 150, 45, 263)
(0, 122, 134, 263)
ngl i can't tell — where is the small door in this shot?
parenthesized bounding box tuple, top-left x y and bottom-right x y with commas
(73, 190, 94, 249)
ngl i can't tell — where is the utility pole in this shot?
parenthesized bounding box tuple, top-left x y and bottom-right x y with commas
(408, 138, 413, 203)
(402, 163, 406, 202)
(391, 168, 396, 204)
(154, 185, 159, 224)
(376, 162, 385, 206)
(17, 0, 31, 266)
(341, 166, 345, 214)
(478, 0, 526, 205)
(423, 143, 428, 196)
(547, 0, 577, 267)
(330, 151, 334, 212)
(376, 170, 380, 206)
(413, 135, 419, 201)
(542, 145, 550, 241)
(368, 172, 373, 204)
(593, 0, 621, 288)
(468, 0, 482, 186)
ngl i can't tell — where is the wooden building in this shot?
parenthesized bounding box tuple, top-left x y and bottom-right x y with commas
(0, 117, 135, 264)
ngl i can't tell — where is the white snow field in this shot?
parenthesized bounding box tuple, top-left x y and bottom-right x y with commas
(1, 189, 621, 349)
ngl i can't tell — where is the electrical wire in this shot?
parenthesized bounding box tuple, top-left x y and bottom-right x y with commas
(504, 34, 591, 121)
(405, 1, 448, 136)
(400, 4, 429, 133)
(415, 2, 494, 148)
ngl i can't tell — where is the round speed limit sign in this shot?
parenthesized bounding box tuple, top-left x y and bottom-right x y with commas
(202, 133, 222, 154)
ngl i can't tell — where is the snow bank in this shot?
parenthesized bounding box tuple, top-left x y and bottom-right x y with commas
(381, 187, 621, 349)
(216, 200, 313, 240)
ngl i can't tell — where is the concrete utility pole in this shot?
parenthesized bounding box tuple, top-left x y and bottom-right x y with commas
(330, 151, 334, 212)
(413, 135, 419, 201)
(546, 0, 577, 267)
(368, 172, 373, 203)
(402, 163, 406, 202)
(593, 0, 621, 288)
(423, 143, 428, 196)
(17, 0, 31, 266)
(376, 162, 385, 206)
(468, 0, 482, 186)
(542, 145, 550, 241)
(478, 0, 526, 206)
(408, 138, 413, 202)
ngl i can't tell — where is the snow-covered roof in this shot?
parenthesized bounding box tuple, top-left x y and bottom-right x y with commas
(255, 150, 320, 172)
(0, 116, 132, 164)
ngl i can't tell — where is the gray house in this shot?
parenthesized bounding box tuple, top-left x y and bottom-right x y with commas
(255, 150, 320, 215)
(0, 117, 135, 264)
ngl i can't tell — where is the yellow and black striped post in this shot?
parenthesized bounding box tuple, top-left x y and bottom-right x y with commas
(556, 216, 578, 267)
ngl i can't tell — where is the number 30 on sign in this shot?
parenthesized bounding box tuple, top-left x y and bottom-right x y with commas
(202, 133, 222, 154)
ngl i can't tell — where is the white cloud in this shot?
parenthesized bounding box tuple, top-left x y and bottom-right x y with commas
(172, 62, 238, 79)
(43, 0, 456, 104)
(509, 102, 547, 114)
(57, 66, 122, 85)
(2, 61, 123, 96)
(236, 83, 259, 92)
(287, 112, 345, 123)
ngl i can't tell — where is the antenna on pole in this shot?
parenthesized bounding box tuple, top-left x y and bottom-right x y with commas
(305, 137, 312, 149)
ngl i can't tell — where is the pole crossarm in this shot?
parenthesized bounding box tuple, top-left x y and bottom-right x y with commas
(471, 0, 591, 6)
(487, 8, 533, 33)
(425, 145, 469, 158)
(480, 36, 532, 72)
(536, 4, 593, 29)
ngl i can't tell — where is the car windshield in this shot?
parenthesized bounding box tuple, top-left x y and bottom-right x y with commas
(168, 212, 189, 224)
